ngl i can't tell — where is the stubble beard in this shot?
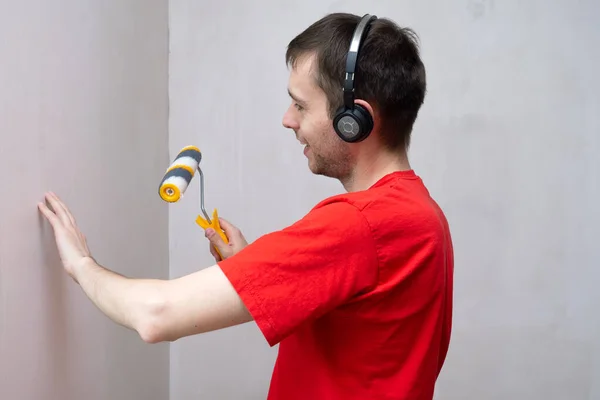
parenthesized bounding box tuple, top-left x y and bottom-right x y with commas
(307, 139, 353, 182)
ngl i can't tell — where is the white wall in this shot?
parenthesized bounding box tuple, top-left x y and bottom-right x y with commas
(168, 1, 600, 399)
(0, 2, 170, 399)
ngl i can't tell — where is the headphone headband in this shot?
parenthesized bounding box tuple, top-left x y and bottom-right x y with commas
(342, 14, 377, 110)
(333, 13, 377, 143)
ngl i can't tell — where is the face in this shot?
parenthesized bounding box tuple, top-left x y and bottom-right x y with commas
(282, 56, 354, 180)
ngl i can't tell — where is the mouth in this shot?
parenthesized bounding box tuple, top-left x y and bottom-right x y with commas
(297, 136, 309, 155)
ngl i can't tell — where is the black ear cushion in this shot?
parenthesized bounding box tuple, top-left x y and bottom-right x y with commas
(352, 104, 374, 134)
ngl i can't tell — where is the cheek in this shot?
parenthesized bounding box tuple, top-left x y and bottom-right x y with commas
(301, 113, 337, 147)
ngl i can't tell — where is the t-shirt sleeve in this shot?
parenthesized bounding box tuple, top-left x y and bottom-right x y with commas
(217, 200, 379, 346)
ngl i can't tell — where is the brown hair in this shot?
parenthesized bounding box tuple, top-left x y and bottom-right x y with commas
(286, 13, 426, 150)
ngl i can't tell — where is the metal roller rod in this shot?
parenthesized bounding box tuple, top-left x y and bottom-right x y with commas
(198, 167, 211, 224)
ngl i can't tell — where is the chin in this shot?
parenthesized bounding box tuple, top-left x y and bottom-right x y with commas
(306, 159, 321, 174)
(308, 163, 333, 178)
(306, 152, 349, 179)
(307, 161, 320, 175)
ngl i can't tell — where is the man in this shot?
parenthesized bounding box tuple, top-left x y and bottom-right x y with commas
(39, 12, 454, 400)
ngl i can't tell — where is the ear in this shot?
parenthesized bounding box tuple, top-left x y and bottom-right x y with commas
(354, 99, 377, 135)
(354, 99, 375, 120)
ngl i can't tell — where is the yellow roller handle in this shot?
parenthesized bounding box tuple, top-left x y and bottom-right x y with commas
(196, 208, 229, 259)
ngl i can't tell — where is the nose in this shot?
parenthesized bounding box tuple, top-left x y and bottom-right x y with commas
(282, 104, 299, 130)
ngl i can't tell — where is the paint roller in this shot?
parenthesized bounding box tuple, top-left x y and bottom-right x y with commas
(158, 145, 229, 258)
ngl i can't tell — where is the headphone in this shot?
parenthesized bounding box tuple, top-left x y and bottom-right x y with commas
(333, 14, 377, 143)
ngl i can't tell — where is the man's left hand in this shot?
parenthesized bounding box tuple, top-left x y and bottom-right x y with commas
(38, 192, 94, 281)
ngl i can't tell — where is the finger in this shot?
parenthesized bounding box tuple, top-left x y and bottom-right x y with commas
(205, 228, 229, 255)
(44, 192, 72, 226)
(209, 243, 222, 261)
(205, 228, 224, 245)
(208, 241, 222, 261)
(217, 218, 240, 237)
(48, 192, 76, 225)
(38, 201, 62, 229)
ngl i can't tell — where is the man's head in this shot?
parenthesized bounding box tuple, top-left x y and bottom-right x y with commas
(282, 13, 426, 181)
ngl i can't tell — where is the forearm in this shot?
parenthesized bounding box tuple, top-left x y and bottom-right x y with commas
(69, 258, 252, 344)
(72, 257, 167, 342)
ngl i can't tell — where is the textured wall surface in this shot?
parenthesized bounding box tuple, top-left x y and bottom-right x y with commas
(0, 2, 170, 399)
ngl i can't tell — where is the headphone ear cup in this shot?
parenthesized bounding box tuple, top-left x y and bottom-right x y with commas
(333, 110, 358, 142)
(333, 104, 374, 143)
(352, 104, 374, 137)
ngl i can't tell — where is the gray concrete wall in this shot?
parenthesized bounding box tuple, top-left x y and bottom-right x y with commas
(0, 2, 170, 399)
(168, 1, 600, 399)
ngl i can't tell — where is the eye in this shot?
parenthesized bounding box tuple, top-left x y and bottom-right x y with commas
(294, 103, 304, 111)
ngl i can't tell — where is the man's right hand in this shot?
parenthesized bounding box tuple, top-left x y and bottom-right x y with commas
(205, 217, 248, 261)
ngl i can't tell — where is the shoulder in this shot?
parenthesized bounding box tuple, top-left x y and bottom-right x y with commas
(278, 196, 376, 252)
(316, 174, 450, 246)
(305, 195, 370, 224)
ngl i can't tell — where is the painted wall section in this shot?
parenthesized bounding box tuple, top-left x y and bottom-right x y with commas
(0, 2, 170, 399)
(168, 1, 600, 399)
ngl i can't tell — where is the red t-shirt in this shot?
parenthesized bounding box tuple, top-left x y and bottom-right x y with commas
(218, 170, 454, 399)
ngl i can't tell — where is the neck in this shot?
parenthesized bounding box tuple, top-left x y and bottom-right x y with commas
(341, 147, 411, 192)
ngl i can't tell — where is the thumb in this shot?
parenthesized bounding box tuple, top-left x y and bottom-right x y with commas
(205, 228, 227, 250)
